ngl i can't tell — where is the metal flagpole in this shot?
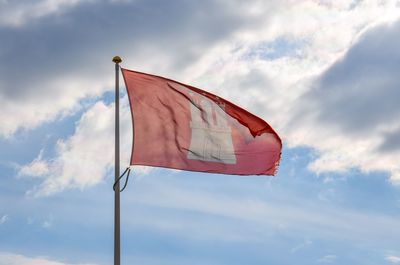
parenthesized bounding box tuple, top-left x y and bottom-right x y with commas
(112, 55, 122, 265)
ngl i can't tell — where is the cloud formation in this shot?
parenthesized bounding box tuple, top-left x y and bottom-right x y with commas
(288, 20, 400, 183)
(0, 0, 87, 27)
(12, 0, 400, 193)
(317, 255, 336, 263)
(0, 0, 259, 136)
(386, 255, 400, 264)
(0, 252, 95, 265)
(0, 214, 8, 225)
(19, 98, 132, 196)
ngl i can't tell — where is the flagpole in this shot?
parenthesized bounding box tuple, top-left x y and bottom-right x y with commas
(112, 55, 122, 265)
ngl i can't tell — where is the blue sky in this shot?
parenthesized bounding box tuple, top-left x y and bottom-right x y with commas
(1, 0, 400, 264)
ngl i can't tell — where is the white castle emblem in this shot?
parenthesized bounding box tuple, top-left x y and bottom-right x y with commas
(187, 91, 237, 164)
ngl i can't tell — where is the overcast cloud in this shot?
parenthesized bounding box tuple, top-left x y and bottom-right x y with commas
(0, 0, 266, 136)
(2, 1, 400, 263)
(288, 20, 400, 182)
(9, 0, 400, 193)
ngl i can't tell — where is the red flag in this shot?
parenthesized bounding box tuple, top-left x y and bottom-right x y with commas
(122, 68, 282, 175)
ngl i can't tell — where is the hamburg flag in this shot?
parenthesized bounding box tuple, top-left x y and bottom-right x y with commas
(122, 68, 282, 175)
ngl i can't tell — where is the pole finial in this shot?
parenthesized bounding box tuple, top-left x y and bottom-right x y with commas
(112, 56, 122, 64)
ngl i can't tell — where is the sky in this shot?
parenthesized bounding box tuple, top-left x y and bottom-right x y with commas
(1, 0, 400, 264)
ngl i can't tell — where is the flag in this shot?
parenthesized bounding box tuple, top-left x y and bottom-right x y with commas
(122, 68, 282, 175)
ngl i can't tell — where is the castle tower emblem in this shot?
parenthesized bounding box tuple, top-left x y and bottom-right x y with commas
(187, 92, 237, 164)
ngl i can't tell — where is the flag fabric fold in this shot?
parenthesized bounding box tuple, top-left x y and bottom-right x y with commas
(122, 68, 282, 175)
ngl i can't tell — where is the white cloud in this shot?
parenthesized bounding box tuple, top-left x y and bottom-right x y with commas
(14, 0, 400, 193)
(290, 239, 312, 253)
(0, 76, 109, 138)
(0, 252, 96, 265)
(186, 1, 400, 183)
(18, 150, 49, 178)
(5, 0, 397, 138)
(18, 96, 141, 196)
(0, 0, 268, 137)
(285, 19, 400, 183)
(0, 214, 8, 225)
(317, 255, 336, 263)
(386, 256, 400, 264)
(21, 100, 117, 196)
(0, 0, 90, 27)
